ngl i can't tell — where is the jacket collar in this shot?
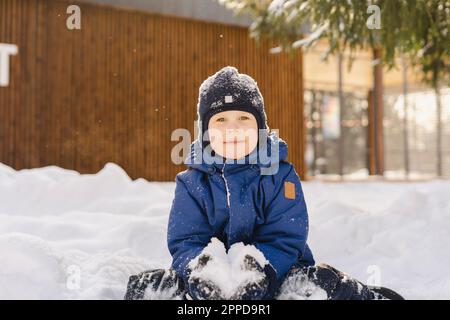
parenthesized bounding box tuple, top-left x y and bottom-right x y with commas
(184, 131, 288, 175)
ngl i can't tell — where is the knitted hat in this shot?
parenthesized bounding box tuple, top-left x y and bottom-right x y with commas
(196, 66, 268, 149)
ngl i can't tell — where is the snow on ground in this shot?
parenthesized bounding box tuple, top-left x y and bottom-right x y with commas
(0, 162, 449, 299)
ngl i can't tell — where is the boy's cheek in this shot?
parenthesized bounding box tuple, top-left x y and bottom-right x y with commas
(208, 128, 224, 143)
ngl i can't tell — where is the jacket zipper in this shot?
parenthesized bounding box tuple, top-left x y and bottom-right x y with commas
(221, 162, 231, 208)
(222, 162, 232, 247)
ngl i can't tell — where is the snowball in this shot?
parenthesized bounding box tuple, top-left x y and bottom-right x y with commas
(188, 238, 268, 298)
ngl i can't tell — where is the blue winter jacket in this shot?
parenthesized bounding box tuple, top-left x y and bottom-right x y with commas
(167, 131, 315, 297)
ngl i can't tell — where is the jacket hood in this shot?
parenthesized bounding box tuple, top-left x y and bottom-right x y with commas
(184, 131, 288, 175)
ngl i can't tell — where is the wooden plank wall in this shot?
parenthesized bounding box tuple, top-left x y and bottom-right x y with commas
(0, 0, 305, 181)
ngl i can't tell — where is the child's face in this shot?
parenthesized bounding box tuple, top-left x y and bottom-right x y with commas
(207, 110, 258, 160)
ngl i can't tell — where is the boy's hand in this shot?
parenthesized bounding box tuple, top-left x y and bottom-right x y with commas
(125, 268, 186, 300)
(187, 253, 226, 300)
(185, 239, 274, 300)
(230, 254, 270, 300)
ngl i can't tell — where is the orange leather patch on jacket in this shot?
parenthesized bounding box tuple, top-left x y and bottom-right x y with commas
(284, 181, 296, 200)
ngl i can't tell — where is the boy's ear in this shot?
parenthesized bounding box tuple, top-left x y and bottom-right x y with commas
(284, 181, 296, 200)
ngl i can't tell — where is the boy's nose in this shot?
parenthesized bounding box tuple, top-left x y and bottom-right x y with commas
(226, 122, 240, 130)
(225, 127, 244, 138)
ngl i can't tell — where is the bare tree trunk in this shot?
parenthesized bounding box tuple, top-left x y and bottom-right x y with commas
(402, 58, 410, 179)
(311, 90, 318, 175)
(370, 48, 384, 176)
(337, 53, 344, 177)
(318, 92, 326, 174)
(435, 85, 443, 177)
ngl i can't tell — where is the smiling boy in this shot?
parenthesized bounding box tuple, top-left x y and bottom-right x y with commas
(124, 66, 403, 301)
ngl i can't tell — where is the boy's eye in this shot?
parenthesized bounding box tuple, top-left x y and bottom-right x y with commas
(216, 118, 225, 122)
(239, 116, 250, 120)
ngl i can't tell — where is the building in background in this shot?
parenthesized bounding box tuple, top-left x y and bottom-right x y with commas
(78, 0, 253, 27)
(302, 40, 450, 179)
(1, 0, 448, 181)
(0, 0, 306, 181)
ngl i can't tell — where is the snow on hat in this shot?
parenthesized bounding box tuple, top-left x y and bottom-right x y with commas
(196, 66, 268, 148)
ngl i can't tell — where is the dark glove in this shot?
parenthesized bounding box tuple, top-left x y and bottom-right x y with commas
(230, 254, 272, 300)
(277, 263, 386, 300)
(124, 268, 186, 300)
(187, 253, 225, 300)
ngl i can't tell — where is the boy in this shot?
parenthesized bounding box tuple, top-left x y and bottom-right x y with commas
(124, 66, 403, 300)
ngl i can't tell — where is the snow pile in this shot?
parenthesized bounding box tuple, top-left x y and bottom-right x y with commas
(0, 162, 174, 299)
(304, 180, 450, 300)
(188, 238, 268, 298)
(1, 162, 449, 299)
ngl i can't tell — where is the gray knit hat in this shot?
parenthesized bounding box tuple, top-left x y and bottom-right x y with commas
(196, 66, 268, 148)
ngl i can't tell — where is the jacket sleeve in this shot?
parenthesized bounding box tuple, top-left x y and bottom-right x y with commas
(167, 173, 214, 282)
(253, 163, 311, 282)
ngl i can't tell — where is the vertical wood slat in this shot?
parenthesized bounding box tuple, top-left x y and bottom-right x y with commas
(0, 0, 305, 181)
